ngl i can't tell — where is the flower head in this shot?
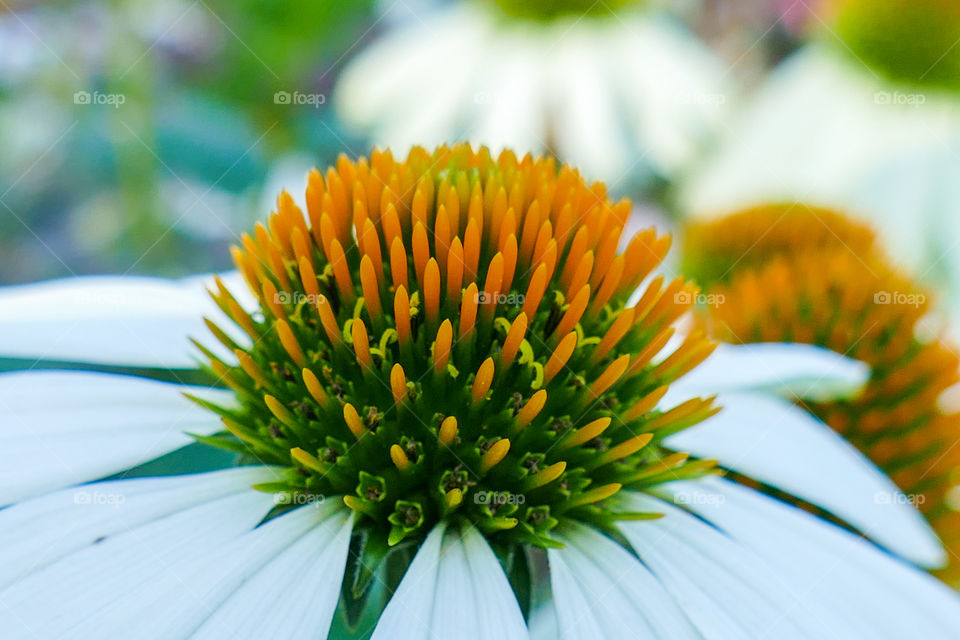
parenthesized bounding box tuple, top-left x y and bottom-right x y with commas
(203, 143, 718, 551)
(684, 205, 960, 585)
(2, 152, 960, 639)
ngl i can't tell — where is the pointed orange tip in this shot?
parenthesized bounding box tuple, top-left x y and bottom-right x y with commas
(290, 447, 324, 473)
(481, 438, 511, 472)
(472, 358, 495, 404)
(589, 354, 631, 398)
(433, 319, 453, 373)
(564, 417, 612, 449)
(445, 488, 464, 509)
(544, 332, 578, 383)
(526, 460, 567, 490)
(351, 319, 372, 370)
(343, 403, 365, 439)
(501, 312, 527, 366)
(390, 363, 407, 405)
(301, 368, 329, 409)
(390, 444, 410, 471)
(265, 394, 294, 426)
(439, 416, 459, 445)
(517, 389, 547, 429)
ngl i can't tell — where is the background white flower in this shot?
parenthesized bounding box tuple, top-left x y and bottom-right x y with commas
(335, 1, 730, 184)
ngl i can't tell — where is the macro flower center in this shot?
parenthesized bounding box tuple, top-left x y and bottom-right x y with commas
(198, 144, 718, 552)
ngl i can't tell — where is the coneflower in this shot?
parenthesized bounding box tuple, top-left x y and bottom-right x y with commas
(683, 205, 960, 586)
(204, 142, 718, 553)
(0, 150, 959, 638)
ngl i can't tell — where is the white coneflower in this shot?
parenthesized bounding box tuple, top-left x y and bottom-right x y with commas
(334, 1, 728, 183)
(682, 0, 960, 309)
(0, 145, 957, 639)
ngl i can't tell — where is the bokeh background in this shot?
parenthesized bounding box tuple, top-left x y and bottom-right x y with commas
(2, 0, 959, 321)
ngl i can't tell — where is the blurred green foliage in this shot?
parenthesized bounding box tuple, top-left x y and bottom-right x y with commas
(831, 0, 960, 91)
(0, 0, 375, 283)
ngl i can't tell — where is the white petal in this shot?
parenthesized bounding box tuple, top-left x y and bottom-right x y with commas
(660, 478, 960, 639)
(0, 467, 279, 594)
(610, 13, 729, 176)
(1, 485, 349, 638)
(0, 467, 286, 638)
(372, 523, 528, 640)
(683, 46, 960, 216)
(665, 390, 945, 568)
(548, 522, 699, 639)
(371, 522, 446, 640)
(0, 272, 252, 369)
(334, 6, 487, 151)
(670, 342, 868, 401)
(528, 598, 560, 640)
(189, 502, 353, 639)
(467, 29, 547, 155)
(0, 370, 236, 505)
(549, 23, 631, 182)
(620, 491, 862, 639)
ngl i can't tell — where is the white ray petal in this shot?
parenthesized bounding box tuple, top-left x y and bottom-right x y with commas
(187, 503, 353, 639)
(549, 24, 631, 181)
(659, 478, 960, 639)
(372, 523, 528, 640)
(548, 522, 699, 639)
(610, 13, 729, 176)
(0, 467, 279, 594)
(0, 370, 235, 505)
(0, 467, 283, 638)
(665, 390, 946, 568)
(670, 342, 869, 401)
(0, 272, 252, 369)
(620, 491, 862, 639)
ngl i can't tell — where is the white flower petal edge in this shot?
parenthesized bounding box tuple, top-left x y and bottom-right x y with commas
(665, 389, 945, 568)
(671, 342, 869, 401)
(372, 522, 529, 640)
(0, 271, 252, 369)
(663, 341, 945, 568)
(652, 478, 960, 639)
(620, 491, 863, 639)
(0, 467, 352, 640)
(0, 369, 236, 506)
(547, 522, 699, 639)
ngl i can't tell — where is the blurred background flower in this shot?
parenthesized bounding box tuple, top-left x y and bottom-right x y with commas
(334, 0, 730, 191)
(682, 0, 960, 327)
